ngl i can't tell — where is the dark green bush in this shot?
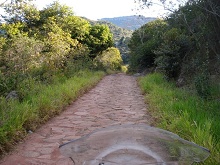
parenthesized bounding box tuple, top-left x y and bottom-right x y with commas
(194, 73, 211, 99)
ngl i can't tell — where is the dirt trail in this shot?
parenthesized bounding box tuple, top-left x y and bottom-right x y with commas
(0, 73, 152, 165)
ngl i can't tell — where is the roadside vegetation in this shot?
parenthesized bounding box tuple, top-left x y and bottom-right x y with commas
(129, 0, 220, 164)
(0, 1, 124, 156)
(0, 70, 105, 155)
(129, 0, 220, 98)
(139, 73, 220, 164)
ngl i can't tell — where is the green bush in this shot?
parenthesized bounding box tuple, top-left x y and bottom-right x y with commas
(64, 45, 94, 77)
(154, 28, 191, 80)
(95, 47, 123, 71)
(128, 19, 167, 72)
(128, 40, 157, 72)
(194, 73, 211, 99)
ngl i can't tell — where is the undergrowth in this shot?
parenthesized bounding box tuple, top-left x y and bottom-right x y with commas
(0, 70, 105, 156)
(139, 73, 220, 165)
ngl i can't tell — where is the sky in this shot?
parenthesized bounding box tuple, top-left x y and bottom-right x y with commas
(33, 0, 169, 20)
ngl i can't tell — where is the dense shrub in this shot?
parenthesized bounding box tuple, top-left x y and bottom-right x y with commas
(154, 28, 191, 80)
(130, 0, 220, 99)
(128, 19, 167, 72)
(94, 47, 123, 71)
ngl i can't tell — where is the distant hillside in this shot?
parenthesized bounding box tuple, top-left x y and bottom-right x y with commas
(94, 20, 133, 64)
(85, 16, 156, 63)
(85, 18, 132, 64)
(95, 20, 132, 42)
(99, 15, 157, 30)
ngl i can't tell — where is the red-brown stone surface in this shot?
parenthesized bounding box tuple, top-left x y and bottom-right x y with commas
(0, 73, 152, 165)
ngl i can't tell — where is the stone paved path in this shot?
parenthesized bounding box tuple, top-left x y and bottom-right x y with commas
(0, 73, 152, 165)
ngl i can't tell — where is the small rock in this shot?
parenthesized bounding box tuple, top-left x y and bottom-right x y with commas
(133, 73, 141, 77)
(176, 78, 185, 87)
(28, 130, 33, 134)
(6, 91, 19, 101)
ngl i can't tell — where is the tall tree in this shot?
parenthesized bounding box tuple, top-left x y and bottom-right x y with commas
(1, 0, 34, 22)
(39, 1, 74, 25)
(60, 16, 90, 42)
(128, 19, 167, 71)
(85, 24, 114, 58)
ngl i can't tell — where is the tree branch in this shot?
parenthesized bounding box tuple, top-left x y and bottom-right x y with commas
(0, 0, 8, 7)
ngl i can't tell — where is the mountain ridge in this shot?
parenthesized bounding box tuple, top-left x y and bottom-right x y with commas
(99, 15, 157, 30)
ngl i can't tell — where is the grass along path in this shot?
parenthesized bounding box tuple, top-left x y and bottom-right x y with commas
(0, 70, 105, 157)
(139, 73, 220, 165)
